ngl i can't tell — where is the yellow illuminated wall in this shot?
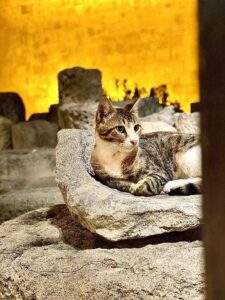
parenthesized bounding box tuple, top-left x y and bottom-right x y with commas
(0, 0, 199, 118)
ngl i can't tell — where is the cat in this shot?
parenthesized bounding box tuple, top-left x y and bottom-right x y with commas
(91, 98, 202, 196)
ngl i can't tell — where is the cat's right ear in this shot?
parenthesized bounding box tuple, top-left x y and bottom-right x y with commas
(125, 97, 141, 116)
(96, 98, 115, 122)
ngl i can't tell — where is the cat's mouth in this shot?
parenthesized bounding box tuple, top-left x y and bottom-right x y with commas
(119, 142, 139, 152)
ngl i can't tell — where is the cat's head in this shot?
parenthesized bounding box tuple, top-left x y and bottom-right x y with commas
(95, 98, 142, 152)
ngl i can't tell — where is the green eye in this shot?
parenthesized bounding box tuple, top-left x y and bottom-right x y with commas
(116, 125, 126, 134)
(134, 124, 141, 132)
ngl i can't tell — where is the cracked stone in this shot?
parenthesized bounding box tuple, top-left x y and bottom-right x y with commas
(0, 205, 204, 300)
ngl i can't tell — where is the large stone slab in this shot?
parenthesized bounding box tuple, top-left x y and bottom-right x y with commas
(56, 130, 202, 241)
(0, 148, 56, 193)
(0, 187, 63, 223)
(58, 66, 102, 104)
(12, 120, 58, 149)
(0, 205, 204, 300)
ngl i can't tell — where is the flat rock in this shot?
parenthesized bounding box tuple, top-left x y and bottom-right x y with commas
(0, 187, 63, 223)
(12, 120, 58, 149)
(0, 205, 204, 300)
(0, 92, 25, 123)
(0, 148, 56, 193)
(56, 130, 202, 241)
(58, 66, 102, 104)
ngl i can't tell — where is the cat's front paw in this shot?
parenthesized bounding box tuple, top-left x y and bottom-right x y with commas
(130, 182, 146, 196)
(163, 180, 185, 194)
(130, 180, 154, 196)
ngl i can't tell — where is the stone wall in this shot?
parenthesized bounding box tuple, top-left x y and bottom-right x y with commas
(0, 0, 199, 118)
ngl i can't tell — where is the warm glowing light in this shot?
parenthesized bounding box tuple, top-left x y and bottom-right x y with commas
(0, 0, 199, 118)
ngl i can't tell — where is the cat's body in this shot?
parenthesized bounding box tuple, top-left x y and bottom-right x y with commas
(91, 98, 201, 196)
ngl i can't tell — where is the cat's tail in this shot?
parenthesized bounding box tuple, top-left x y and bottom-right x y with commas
(163, 178, 202, 196)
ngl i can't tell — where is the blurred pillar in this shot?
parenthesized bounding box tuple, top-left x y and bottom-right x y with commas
(199, 0, 225, 298)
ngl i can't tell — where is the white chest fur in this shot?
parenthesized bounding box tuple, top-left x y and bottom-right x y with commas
(92, 135, 127, 178)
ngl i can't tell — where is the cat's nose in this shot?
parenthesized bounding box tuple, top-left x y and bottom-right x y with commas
(130, 140, 138, 145)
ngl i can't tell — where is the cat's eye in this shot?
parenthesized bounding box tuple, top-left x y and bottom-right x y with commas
(134, 124, 141, 132)
(116, 125, 126, 134)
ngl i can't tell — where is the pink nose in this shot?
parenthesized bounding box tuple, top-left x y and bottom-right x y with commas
(130, 140, 137, 145)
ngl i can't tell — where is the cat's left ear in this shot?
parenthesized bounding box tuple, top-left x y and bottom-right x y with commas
(96, 98, 115, 122)
(126, 98, 141, 116)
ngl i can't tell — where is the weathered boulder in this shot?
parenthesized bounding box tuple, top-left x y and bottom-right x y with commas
(113, 97, 163, 117)
(0, 205, 204, 300)
(0, 92, 25, 123)
(0, 187, 62, 223)
(58, 67, 102, 104)
(0, 116, 12, 150)
(58, 102, 96, 129)
(141, 106, 175, 126)
(12, 120, 58, 149)
(141, 121, 177, 134)
(0, 148, 56, 194)
(175, 112, 200, 134)
(56, 130, 202, 241)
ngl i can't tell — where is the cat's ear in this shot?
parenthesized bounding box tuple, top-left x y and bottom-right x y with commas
(125, 98, 141, 116)
(96, 98, 115, 122)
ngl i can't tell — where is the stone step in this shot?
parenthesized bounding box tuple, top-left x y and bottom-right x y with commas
(0, 187, 63, 223)
(0, 148, 56, 193)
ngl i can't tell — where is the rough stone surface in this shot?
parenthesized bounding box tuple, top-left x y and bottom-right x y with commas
(56, 129, 202, 241)
(58, 102, 97, 129)
(58, 66, 102, 104)
(0, 148, 56, 194)
(12, 120, 58, 149)
(0, 92, 25, 123)
(175, 112, 200, 134)
(0, 205, 204, 300)
(0, 117, 12, 150)
(141, 106, 175, 126)
(0, 187, 63, 223)
(113, 97, 163, 117)
(141, 121, 177, 134)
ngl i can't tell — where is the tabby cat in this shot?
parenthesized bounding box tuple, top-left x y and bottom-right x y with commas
(91, 98, 201, 196)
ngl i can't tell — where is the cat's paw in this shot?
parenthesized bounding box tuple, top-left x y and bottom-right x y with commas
(130, 180, 147, 196)
(163, 180, 184, 194)
(130, 183, 140, 195)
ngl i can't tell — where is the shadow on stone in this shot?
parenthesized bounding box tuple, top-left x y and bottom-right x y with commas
(47, 204, 202, 250)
